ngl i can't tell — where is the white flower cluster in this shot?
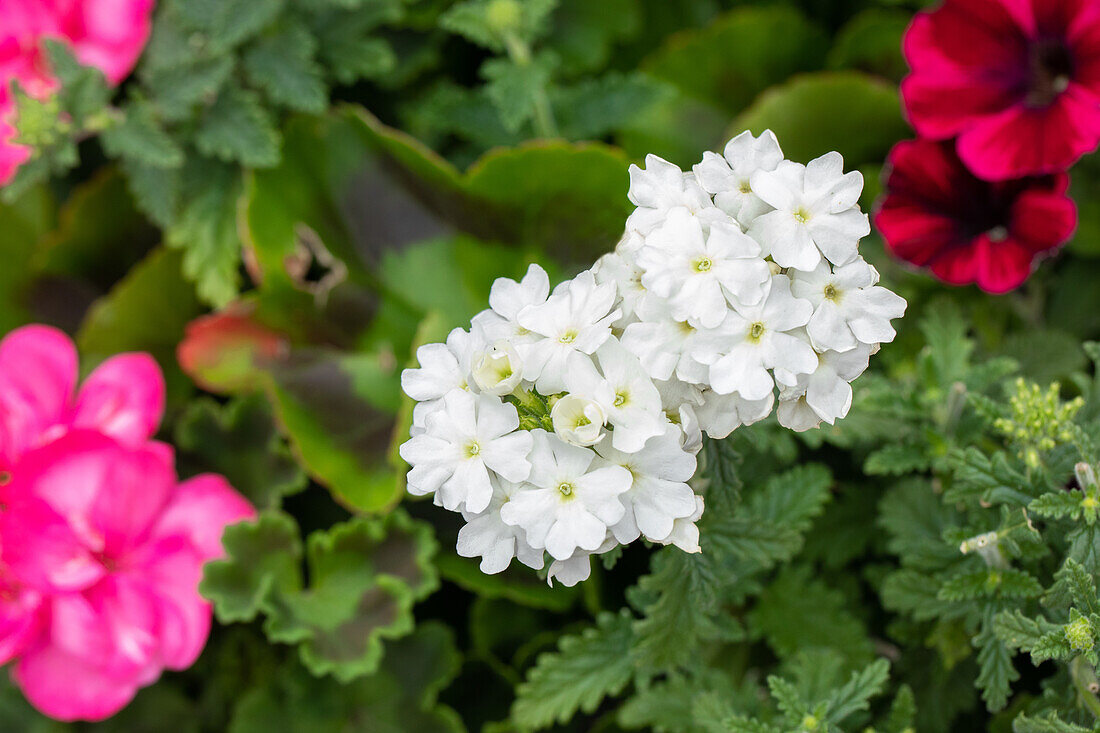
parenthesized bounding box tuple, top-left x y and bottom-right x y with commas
(399, 131, 906, 586)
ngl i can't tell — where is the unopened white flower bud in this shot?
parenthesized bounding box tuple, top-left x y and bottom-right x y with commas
(551, 394, 607, 447)
(472, 341, 523, 396)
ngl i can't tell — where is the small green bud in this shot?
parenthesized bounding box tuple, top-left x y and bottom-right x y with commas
(801, 715, 819, 731)
(1065, 615, 1094, 653)
(486, 0, 522, 34)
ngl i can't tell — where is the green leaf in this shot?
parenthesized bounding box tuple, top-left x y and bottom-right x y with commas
(825, 658, 891, 724)
(43, 40, 111, 122)
(544, 0, 640, 75)
(481, 56, 555, 133)
(175, 395, 308, 510)
(733, 71, 908, 168)
(748, 565, 874, 666)
(228, 623, 463, 733)
(76, 246, 203, 405)
(101, 102, 185, 169)
(938, 568, 1043, 602)
(552, 72, 671, 141)
(864, 442, 931, 476)
(975, 621, 1018, 712)
(0, 185, 55, 332)
(512, 610, 635, 729)
(1031, 490, 1086, 521)
(826, 9, 909, 80)
(642, 6, 828, 115)
(440, 0, 558, 52)
(174, 0, 286, 52)
(1013, 713, 1094, 733)
(166, 158, 243, 306)
(144, 56, 235, 121)
(243, 22, 328, 113)
(196, 86, 281, 168)
(201, 509, 439, 681)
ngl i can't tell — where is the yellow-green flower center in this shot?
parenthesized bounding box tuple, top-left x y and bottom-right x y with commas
(749, 322, 766, 342)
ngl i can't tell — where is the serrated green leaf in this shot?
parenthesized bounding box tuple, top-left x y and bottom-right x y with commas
(145, 56, 235, 121)
(174, 0, 286, 51)
(1031, 490, 1086, 521)
(440, 0, 558, 52)
(512, 610, 635, 729)
(825, 658, 890, 724)
(864, 442, 931, 476)
(552, 72, 670, 140)
(167, 158, 243, 306)
(481, 56, 554, 132)
(244, 22, 327, 113)
(175, 395, 308, 510)
(975, 622, 1018, 712)
(196, 86, 281, 168)
(101, 102, 185, 168)
(1013, 713, 1094, 733)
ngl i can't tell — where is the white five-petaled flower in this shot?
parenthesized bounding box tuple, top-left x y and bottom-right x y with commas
(695, 389, 774, 439)
(598, 427, 697, 545)
(775, 342, 873, 431)
(472, 340, 524, 396)
(550, 394, 607, 447)
(636, 208, 771, 328)
(748, 152, 870, 271)
(546, 535, 618, 587)
(499, 431, 631, 561)
(625, 154, 727, 235)
(563, 340, 665, 453)
(517, 270, 621, 394)
(472, 263, 551, 344)
(790, 258, 908, 353)
(593, 249, 650, 328)
(657, 495, 704, 553)
(400, 390, 533, 514)
(401, 327, 485, 434)
(457, 478, 545, 574)
(693, 129, 783, 223)
(706, 275, 816, 399)
(620, 300, 718, 385)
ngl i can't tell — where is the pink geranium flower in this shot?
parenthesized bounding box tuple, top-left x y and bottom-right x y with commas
(875, 139, 1077, 293)
(0, 0, 155, 185)
(901, 0, 1100, 180)
(0, 324, 164, 472)
(0, 431, 254, 721)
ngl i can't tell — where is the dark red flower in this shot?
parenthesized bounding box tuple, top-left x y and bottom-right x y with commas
(902, 0, 1100, 180)
(875, 139, 1077, 293)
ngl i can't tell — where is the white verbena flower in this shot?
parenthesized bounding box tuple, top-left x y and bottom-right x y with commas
(654, 378, 704, 454)
(518, 270, 621, 394)
(790, 258, 908, 353)
(402, 327, 485, 433)
(599, 428, 698, 545)
(472, 263, 550, 344)
(620, 302, 718, 385)
(550, 393, 607, 447)
(457, 478, 545, 574)
(695, 389, 775, 439)
(545, 535, 618, 587)
(564, 340, 665, 453)
(499, 430, 631, 561)
(657, 495, 704, 553)
(593, 249, 649, 328)
(635, 208, 770, 328)
(693, 129, 783, 224)
(626, 154, 726, 235)
(472, 340, 524, 396)
(748, 152, 870, 271)
(400, 389, 533, 513)
(706, 275, 816, 400)
(775, 343, 872, 431)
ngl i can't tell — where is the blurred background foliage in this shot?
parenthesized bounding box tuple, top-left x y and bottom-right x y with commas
(6, 0, 1100, 731)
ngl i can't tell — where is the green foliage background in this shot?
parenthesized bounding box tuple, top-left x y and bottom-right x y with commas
(6, 0, 1100, 731)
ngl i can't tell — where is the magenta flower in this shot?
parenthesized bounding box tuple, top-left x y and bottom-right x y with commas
(0, 431, 254, 721)
(901, 0, 1100, 180)
(875, 138, 1077, 293)
(0, 325, 164, 471)
(0, 0, 155, 185)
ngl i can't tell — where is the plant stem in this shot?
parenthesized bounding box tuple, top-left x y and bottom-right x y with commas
(503, 33, 558, 139)
(1071, 656, 1100, 719)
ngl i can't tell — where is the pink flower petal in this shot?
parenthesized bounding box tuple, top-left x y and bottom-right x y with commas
(0, 575, 43, 665)
(128, 536, 211, 670)
(0, 325, 78, 468)
(73, 353, 165, 446)
(14, 641, 145, 722)
(151, 474, 256, 560)
(0, 495, 105, 592)
(87, 441, 176, 559)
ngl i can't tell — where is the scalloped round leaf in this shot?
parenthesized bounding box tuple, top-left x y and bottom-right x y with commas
(732, 71, 908, 168)
(641, 6, 829, 115)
